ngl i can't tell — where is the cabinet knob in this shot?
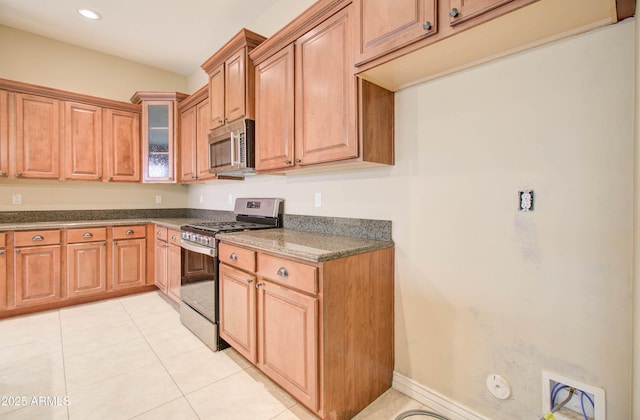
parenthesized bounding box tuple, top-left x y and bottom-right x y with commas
(423, 21, 432, 31)
(285, 160, 292, 165)
(15, 249, 20, 254)
(109, 177, 114, 181)
(277, 267, 288, 277)
(192, 176, 197, 179)
(230, 252, 238, 261)
(256, 282, 263, 289)
(17, 172, 23, 177)
(98, 176, 102, 180)
(295, 159, 301, 164)
(0, 171, 6, 176)
(449, 7, 459, 17)
(82, 232, 93, 238)
(246, 279, 253, 285)
(125, 230, 134, 235)
(0, 250, 4, 256)
(171, 235, 177, 241)
(32, 235, 44, 241)
(157, 231, 162, 236)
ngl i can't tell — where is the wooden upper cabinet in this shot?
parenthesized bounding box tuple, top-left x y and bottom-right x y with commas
(64, 102, 102, 181)
(295, 5, 358, 166)
(255, 44, 295, 172)
(178, 86, 213, 183)
(196, 98, 214, 180)
(355, 0, 437, 65)
(179, 105, 197, 182)
(448, 0, 515, 26)
(201, 29, 265, 129)
(0, 90, 8, 178)
(103, 108, 140, 182)
(15, 93, 61, 179)
(208, 65, 225, 129)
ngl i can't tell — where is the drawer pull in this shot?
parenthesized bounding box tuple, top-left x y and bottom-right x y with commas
(277, 267, 288, 277)
(82, 232, 93, 238)
(171, 235, 177, 240)
(125, 230, 134, 235)
(32, 235, 44, 241)
(230, 252, 238, 261)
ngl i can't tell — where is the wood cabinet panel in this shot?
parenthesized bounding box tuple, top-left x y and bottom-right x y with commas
(219, 243, 256, 273)
(154, 239, 168, 291)
(15, 93, 61, 179)
(167, 240, 181, 302)
(112, 225, 146, 240)
(355, 0, 437, 65)
(67, 241, 106, 298)
(195, 99, 214, 180)
(112, 238, 146, 290)
(103, 108, 140, 182)
(209, 65, 225, 129)
(0, 233, 5, 248)
(14, 244, 61, 307)
(0, 234, 6, 310)
(179, 105, 197, 182)
(67, 227, 107, 243)
(225, 50, 247, 123)
(448, 0, 514, 25)
(258, 280, 318, 411)
(257, 253, 318, 295)
(220, 264, 257, 362)
(154, 226, 168, 242)
(14, 230, 60, 247)
(255, 44, 295, 171)
(295, 6, 358, 166)
(64, 101, 102, 181)
(0, 90, 8, 178)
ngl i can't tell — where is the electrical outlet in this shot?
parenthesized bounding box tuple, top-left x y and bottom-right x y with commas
(519, 190, 534, 211)
(228, 194, 233, 205)
(12, 194, 22, 205)
(542, 371, 605, 420)
(155, 195, 162, 204)
(314, 192, 322, 208)
(199, 194, 204, 204)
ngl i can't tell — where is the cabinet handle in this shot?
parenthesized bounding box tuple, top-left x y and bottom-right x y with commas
(256, 282, 263, 288)
(171, 235, 177, 241)
(82, 232, 93, 238)
(285, 160, 292, 165)
(0, 250, 4, 255)
(32, 235, 44, 241)
(15, 249, 20, 254)
(229, 252, 238, 261)
(98, 176, 102, 180)
(125, 230, 134, 235)
(423, 21, 432, 31)
(17, 172, 23, 177)
(0, 171, 6, 176)
(157, 231, 162, 236)
(295, 159, 301, 164)
(109, 176, 114, 181)
(246, 279, 253, 285)
(277, 267, 288, 277)
(449, 7, 459, 17)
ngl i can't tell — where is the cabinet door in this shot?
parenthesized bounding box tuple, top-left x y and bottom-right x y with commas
(179, 105, 197, 182)
(448, 0, 514, 26)
(196, 99, 215, 180)
(258, 280, 318, 411)
(225, 50, 246, 123)
(255, 44, 295, 172)
(103, 108, 140, 182)
(209, 65, 225, 129)
(0, 248, 6, 310)
(142, 101, 175, 182)
(355, 0, 437, 65)
(154, 240, 168, 292)
(0, 90, 8, 178)
(65, 102, 102, 181)
(167, 241, 181, 302)
(112, 239, 146, 290)
(219, 264, 257, 363)
(67, 241, 106, 298)
(15, 94, 61, 179)
(14, 245, 61, 307)
(295, 6, 358, 166)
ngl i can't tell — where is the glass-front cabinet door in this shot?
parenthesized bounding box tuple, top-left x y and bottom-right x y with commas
(132, 92, 187, 183)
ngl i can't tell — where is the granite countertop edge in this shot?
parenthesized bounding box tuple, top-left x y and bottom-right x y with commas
(0, 218, 203, 232)
(216, 229, 394, 263)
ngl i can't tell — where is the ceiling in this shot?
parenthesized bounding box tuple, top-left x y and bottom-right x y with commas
(0, 0, 285, 76)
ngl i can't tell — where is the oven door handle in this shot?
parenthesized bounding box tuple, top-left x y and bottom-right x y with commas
(180, 239, 217, 257)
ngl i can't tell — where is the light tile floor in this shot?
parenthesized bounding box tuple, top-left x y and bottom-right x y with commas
(0, 291, 434, 420)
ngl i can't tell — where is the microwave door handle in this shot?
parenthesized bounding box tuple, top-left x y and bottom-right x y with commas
(230, 131, 236, 166)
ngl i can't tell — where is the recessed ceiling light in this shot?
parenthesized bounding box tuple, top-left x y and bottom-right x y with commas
(78, 8, 101, 20)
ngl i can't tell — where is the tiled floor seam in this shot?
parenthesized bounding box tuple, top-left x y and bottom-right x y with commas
(57, 309, 71, 420)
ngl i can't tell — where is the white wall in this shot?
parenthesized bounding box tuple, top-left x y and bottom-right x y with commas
(189, 20, 636, 419)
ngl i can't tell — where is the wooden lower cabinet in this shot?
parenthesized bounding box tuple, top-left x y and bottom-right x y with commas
(14, 244, 61, 307)
(152, 225, 181, 302)
(67, 242, 106, 298)
(0, 246, 5, 310)
(154, 237, 168, 291)
(112, 238, 146, 290)
(219, 241, 394, 419)
(167, 238, 181, 302)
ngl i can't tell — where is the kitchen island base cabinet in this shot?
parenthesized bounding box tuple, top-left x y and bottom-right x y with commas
(219, 242, 394, 419)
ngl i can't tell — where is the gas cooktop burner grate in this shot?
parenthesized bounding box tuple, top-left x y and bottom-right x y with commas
(184, 221, 275, 233)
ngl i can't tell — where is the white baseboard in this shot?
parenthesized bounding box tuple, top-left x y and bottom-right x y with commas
(392, 371, 490, 420)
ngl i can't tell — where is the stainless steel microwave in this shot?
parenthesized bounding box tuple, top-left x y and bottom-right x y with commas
(208, 118, 255, 177)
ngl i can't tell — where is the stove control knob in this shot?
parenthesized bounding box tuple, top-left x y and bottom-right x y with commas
(203, 237, 210, 245)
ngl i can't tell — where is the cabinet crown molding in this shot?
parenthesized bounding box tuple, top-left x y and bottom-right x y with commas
(201, 28, 266, 74)
(130, 91, 189, 104)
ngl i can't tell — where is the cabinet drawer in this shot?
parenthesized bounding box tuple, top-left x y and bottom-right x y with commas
(112, 225, 146, 240)
(0, 232, 5, 248)
(155, 226, 168, 242)
(67, 227, 107, 243)
(257, 253, 318, 295)
(219, 242, 256, 273)
(14, 230, 61, 247)
(168, 229, 180, 246)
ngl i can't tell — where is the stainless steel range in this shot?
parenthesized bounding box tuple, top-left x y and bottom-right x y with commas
(179, 197, 283, 351)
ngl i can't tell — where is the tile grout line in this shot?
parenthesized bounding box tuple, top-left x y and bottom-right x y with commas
(57, 309, 71, 420)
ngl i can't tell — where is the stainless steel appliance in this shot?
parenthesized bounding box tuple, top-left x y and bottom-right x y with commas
(208, 118, 255, 177)
(179, 197, 283, 351)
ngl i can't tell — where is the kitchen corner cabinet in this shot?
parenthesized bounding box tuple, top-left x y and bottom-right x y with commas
(251, 0, 394, 173)
(111, 225, 146, 290)
(218, 240, 394, 419)
(66, 227, 107, 298)
(178, 86, 213, 183)
(152, 225, 180, 302)
(64, 102, 103, 181)
(131, 91, 188, 183)
(13, 230, 62, 308)
(15, 93, 61, 179)
(201, 29, 265, 130)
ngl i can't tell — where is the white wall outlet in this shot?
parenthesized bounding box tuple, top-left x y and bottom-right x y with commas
(155, 195, 162, 204)
(12, 194, 22, 205)
(519, 190, 534, 211)
(199, 194, 204, 204)
(542, 370, 605, 420)
(486, 374, 511, 400)
(314, 192, 322, 208)
(228, 194, 233, 205)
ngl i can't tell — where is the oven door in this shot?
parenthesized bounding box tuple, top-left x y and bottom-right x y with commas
(179, 240, 217, 323)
